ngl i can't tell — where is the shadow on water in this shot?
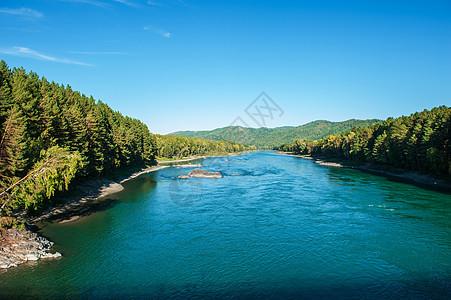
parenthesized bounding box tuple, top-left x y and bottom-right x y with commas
(324, 166, 451, 225)
(2, 276, 450, 299)
(120, 173, 158, 202)
(149, 277, 451, 299)
(39, 198, 121, 226)
(36, 172, 160, 227)
(348, 167, 449, 195)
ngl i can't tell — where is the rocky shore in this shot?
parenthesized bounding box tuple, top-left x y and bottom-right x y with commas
(1, 165, 170, 270)
(0, 154, 243, 270)
(0, 228, 61, 269)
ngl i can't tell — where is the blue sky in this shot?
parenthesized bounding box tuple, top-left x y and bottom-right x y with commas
(1, 0, 450, 134)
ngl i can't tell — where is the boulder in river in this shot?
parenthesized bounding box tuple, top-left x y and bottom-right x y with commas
(178, 168, 222, 179)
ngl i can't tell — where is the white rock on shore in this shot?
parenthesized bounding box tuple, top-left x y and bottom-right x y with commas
(0, 228, 61, 269)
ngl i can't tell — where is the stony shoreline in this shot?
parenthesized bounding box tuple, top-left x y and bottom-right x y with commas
(0, 164, 179, 269)
(0, 228, 61, 269)
(0, 153, 243, 270)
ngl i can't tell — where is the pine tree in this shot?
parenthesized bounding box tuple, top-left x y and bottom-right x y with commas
(0, 146, 82, 214)
(0, 60, 13, 128)
(0, 107, 28, 189)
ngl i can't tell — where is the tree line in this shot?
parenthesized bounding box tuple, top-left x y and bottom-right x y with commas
(155, 134, 252, 159)
(0, 60, 251, 222)
(278, 106, 450, 179)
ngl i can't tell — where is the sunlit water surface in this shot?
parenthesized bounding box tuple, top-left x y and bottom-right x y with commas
(1, 151, 450, 298)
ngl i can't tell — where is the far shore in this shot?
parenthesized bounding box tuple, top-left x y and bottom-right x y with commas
(157, 157, 206, 163)
(275, 152, 451, 193)
(157, 152, 244, 164)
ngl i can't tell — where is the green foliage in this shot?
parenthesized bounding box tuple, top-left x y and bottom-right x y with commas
(279, 106, 451, 179)
(0, 146, 83, 215)
(171, 119, 381, 148)
(11, 146, 83, 212)
(0, 60, 251, 222)
(155, 135, 255, 159)
(0, 106, 28, 182)
(0, 60, 158, 177)
(0, 216, 25, 230)
(0, 60, 159, 216)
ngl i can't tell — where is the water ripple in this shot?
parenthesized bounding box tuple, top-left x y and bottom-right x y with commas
(1, 152, 450, 298)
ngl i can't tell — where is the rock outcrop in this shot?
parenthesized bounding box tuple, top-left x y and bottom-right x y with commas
(0, 228, 61, 269)
(178, 168, 222, 179)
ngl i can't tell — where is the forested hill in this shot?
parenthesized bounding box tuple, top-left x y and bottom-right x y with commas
(0, 60, 249, 222)
(171, 119, 381, 148)
(154, 134, 253, 159)
(279, 106, 450, 179)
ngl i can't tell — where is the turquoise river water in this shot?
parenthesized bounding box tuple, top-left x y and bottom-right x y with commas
(0, 151, 450, 298)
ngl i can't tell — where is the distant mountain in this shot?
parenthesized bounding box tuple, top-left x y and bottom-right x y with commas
(170, 119, 381, 148)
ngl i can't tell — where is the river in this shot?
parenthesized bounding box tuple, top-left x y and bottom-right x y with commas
(1, 151, 450, 298)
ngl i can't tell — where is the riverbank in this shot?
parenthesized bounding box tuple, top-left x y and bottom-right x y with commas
(276, 152, 451, 193)
(157, 156, 206, 163)
(156, 152, 244, 164)
(1, 153, 246, 269)
(1, 164, 170, 269)
(33, 153, 248, 224)
(29, 165, 170, 225)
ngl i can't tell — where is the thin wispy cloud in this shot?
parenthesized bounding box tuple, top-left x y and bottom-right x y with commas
(58, 0, 108, 8)
(144, 26, 172, 38)
(113, 0, 138, 7)
(146, 0, 187, 7)
(0, 46, 92, 66)
(59, 0, 143, 9)
(0, 7, 44, 19)
(68, 51, 127, 55)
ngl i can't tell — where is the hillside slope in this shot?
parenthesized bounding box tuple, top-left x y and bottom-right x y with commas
(171, 119, 381, 148)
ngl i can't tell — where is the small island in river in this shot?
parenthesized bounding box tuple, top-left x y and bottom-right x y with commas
(178, 168, 223, 179)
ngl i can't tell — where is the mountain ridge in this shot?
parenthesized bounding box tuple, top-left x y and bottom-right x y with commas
(170, 119, 382, 148)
